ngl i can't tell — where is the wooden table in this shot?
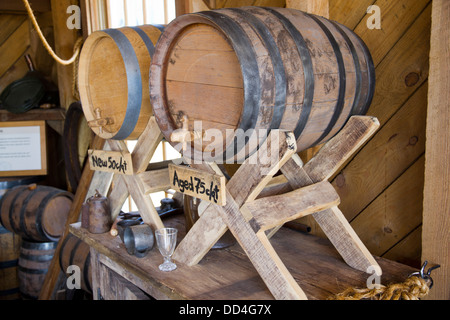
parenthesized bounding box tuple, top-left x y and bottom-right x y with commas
(69, 214, 418, 300)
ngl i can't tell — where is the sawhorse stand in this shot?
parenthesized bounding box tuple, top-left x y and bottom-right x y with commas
(171, 116, 381, 300)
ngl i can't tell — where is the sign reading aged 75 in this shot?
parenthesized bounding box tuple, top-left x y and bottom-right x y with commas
(88, 149, 133, 175)
(169, 164, 226, 206)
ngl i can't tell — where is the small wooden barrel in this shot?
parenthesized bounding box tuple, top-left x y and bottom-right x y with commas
(0, 185, 73, 242)
(0, 177, 41, 300)
(150, 7, 375, 161)
(59, 233, 92, 293)
(79, 24, 164, 140)
(0, 225, 21, 300)
(18, 240, 56, 300)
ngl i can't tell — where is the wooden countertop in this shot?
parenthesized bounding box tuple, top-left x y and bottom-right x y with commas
(69, 214, 418, 300)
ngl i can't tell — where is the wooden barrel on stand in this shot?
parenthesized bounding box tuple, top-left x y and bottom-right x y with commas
(150, 7, 375, 162)
(79, 24, 164, 140)
(18, 240, 57, 300)
(0, 184, 73, 242)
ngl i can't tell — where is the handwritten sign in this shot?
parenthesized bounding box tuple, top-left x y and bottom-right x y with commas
(169, 164, 226, 206)
(88, 149, 133, 175)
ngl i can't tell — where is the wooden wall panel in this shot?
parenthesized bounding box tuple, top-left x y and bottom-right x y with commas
(0, 14, 27, 44)
(0, 19, 30, 77)
(0, 14, 31, 93)
(334, 82, 428, 222)
(365, 4, 431, 125)
(299, 0, 432, 269)
(0, 11, 56, 93)
(329, 0, 375, 29)
(351, 155, 424, 265)
(383, 226, 422, 268)
(353, 0, 429, 67)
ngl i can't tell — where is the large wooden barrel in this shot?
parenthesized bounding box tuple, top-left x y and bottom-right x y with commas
(79, 24, 164, 140)
(18, 240, 56, 300)
(150, 7, 375, 162)
(0, 185, 73, 242)
(59, 233, 92, 293)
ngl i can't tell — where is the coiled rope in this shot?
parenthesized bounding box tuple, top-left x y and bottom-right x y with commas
(329, 261, 440, 300)
(329, 276, 430, 300)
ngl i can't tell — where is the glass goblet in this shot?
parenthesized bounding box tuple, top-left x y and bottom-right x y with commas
(155, 227, 178, 272)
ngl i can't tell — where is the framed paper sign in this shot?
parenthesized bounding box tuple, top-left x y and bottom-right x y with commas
(0, 121, 47, 177)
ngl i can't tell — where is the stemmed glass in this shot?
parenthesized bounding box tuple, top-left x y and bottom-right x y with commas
(155, 228, 178, 272)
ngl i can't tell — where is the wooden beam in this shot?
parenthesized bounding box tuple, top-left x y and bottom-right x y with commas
(50, 0, 80, 110)
(219, 188, 307, 300)
(138, 169, 171, 195)
(422, 0, 450, 300)
(247, 181, 340, 233)
(108, 140, 165, 231)
(0, 108, 65, 122)
(39, 135, 105, 300)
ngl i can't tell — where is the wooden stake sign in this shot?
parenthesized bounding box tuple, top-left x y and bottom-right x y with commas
(88, 149, 133, 175)
(169, 164, 226, 206)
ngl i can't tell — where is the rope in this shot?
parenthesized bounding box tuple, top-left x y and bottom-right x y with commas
(328, 276, 430, 300)
(22, 0, 83, 66)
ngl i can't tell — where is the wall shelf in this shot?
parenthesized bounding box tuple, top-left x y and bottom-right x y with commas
(0, 108, 65, 122)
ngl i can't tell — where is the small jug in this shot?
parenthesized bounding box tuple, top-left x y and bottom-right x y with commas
(87, 190, 112, 234)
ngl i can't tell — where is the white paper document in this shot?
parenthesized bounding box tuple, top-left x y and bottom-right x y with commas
(0, 125, 42, 172)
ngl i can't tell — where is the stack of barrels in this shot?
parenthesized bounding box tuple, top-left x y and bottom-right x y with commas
(0, 178, 73, 300)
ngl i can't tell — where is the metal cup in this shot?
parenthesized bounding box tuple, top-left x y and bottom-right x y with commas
(123, 224, 155, 258)
(117, 219, 141, 242)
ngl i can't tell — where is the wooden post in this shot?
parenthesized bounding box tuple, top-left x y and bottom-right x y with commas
(175, 0, 190, 16)
(39, 135, 106, 300)
(50, 0, 80, 109)
(422, 0, 450, 300)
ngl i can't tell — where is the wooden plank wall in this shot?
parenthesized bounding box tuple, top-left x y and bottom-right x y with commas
(324, 0, 431, 269)
(0, 11, 56, 95)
